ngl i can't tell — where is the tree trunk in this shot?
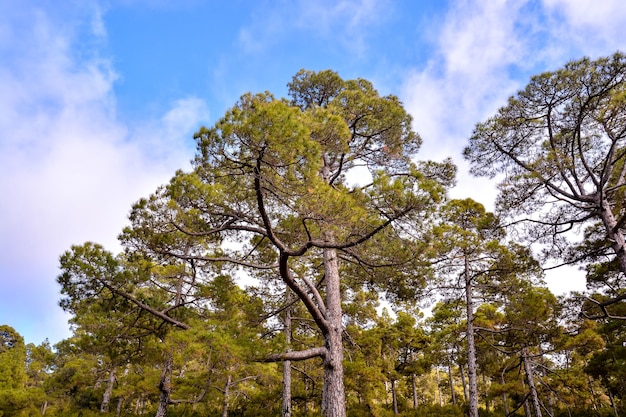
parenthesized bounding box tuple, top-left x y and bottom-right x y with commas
(483, 373, 490, 414)
(436, 367, 443, 407)
(282, 299, 292, 417)
(321, 247, 346, 417)
(608, 389, 620, 417)
(40, 400, 48, 415)
(522, 347, 542, 417)
(448, 359, 456, 405)
(412, 373, 418, 408)
(391, 379, 399, 415)
(155, 354, 173, 417)
(101, 366, 117, 413)
(501, 373, 509, 416)
(221, 374, 232, 417)
(464, 255, 479, 417)
(599, 199, 626, 274)
(116, 396, 123, 417)
(460, 362, 468, 402)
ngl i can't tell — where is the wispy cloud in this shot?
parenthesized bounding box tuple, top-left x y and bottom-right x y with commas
(401, 0, 626, 200)
(237, 0, 390, 57)
(0, 3, 208, 344)
(400, 0, 626, 293)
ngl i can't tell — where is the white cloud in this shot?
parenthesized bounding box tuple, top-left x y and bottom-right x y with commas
(400, 0, 626, 296)
(0, 4, 208, 344)
(542, 0, 626, 54)
(401, 0, 530, 210)
(237, 0, 390, 57)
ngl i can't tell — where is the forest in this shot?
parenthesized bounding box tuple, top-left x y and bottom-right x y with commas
(2, 53, 626, 417)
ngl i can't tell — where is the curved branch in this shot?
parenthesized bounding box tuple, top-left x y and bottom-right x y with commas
(260, 346, 327, 362)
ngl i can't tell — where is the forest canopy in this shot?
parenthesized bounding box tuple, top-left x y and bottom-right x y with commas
(3, 55, 626, 417)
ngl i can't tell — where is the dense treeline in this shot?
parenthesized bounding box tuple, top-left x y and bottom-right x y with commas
(2, 53, 626, 417)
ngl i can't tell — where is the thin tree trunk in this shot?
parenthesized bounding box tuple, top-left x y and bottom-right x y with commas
(155, 354, 173, 417)
(460, 362, 468, 402)
(320, 247, 346, 417)
(40, 401, 48, 415)
(448, 359, 456, 405)
(522, 347, 542, 417)
(608, 389, 620, 417)
(282, 297, 292, 417)
(464, 255, 479, 417)
(501, 373, 509, 416)
(436, 367, 443, 407)
(116, 396, 123, 417)
(412, 373, 418, 408)
(524, 397, 532, 417)
(483, 373, 490, 414)
(221, 374, 232, 417)
(391, 379, 399, 415)
(101, 366, 117, 413)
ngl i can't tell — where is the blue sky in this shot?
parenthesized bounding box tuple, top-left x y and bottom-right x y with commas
(1, 0, 625, 346)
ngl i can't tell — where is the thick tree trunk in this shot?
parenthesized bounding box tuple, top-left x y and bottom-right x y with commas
(522, 347, 542, 417)
(464, 256, 479, 417)
(155, 354, 173, 417)
(282, 300, 292, 417)
(321, 247, 346, 417)
(100, 366, 117, 412)
(599, 199, 626, 274)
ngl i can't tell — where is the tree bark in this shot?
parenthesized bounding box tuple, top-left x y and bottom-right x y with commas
(321, 247, 346, 417)
(221, 374, 232, 417)
(460, 362, 468, 402)
(522, 347, 542, 417)
(155, 354, 173, 417)
(391, 379, 399, 415)
(100, 366, 117, 413)
(599, 199, 626, 274)
(448, 359, 456, 405)
(501, 373, 509, 416)
(282, 298, 292, 417)
(436, 367, 443, 407)
(412, 373, 418, 408)
(465, 255, 479, 417)
(483, 373, 490, 414)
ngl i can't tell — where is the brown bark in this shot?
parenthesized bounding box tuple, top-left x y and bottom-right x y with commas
(448, 359, 456, 405)
(221, 374, 232, 417)
(390, 379, 399, 415)
(460, 362, 468, 402)
(155, 354, 173, 417)
(100, 366, 117, 413)
(320, 247, 346, 417)
(522, 347, 542, 417)
(412, 373, 418, 408)
(282, 300, 292, 417)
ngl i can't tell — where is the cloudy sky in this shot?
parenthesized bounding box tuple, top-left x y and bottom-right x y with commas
(1, 0, 625, 346)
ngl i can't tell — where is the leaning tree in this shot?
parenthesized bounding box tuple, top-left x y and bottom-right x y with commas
(123, 69, 455, 417)
(464, 52, 626, 318)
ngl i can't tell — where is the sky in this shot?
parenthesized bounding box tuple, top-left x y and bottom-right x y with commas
(1, 0, 625, 346)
